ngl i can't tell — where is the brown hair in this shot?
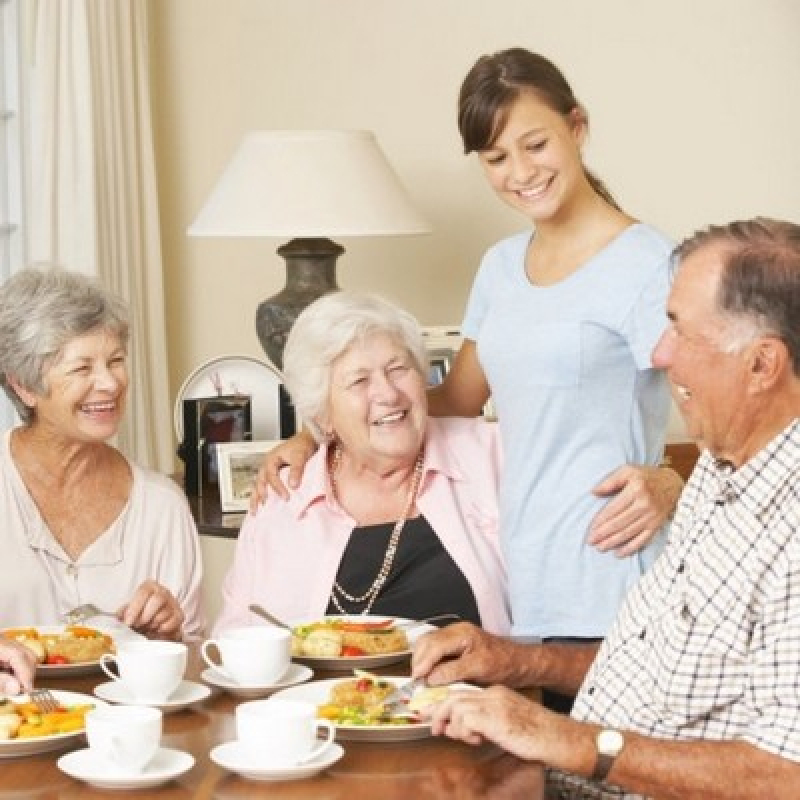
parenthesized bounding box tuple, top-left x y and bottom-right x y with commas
(675, 218, 800, 373)
(457, 47, 619, 210)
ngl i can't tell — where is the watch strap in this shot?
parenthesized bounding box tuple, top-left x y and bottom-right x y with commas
(590, 751, 616, 782)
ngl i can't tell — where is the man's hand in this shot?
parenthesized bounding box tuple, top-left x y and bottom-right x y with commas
(589, 465, 683, 556)
(411, 622, 531, 689)
(430, 685, 568, 763)
(0, 637, 36, 695)
(248, 432, 317, 510)
(121, 580, 184, 641)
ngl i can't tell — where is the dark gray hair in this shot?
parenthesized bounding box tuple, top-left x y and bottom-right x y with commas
(674, 218, 800, 373)
(0, 266, 129, 424)
(282, 291, 428, 442)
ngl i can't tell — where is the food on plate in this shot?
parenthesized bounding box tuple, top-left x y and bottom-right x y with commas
(0, 696, 94, 740)
(2, 626, 114, 665)
(291, 618, 409, 659)
(316, 672, 450, 726)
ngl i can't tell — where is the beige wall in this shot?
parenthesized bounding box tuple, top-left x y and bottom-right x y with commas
(149, 0, 800, 447)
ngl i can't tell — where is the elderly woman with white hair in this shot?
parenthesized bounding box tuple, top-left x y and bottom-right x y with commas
(0, 267, 205, 641)
(214, 291, 509, 634)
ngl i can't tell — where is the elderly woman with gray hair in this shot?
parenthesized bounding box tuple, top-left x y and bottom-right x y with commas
(0, 267, 205, 641)
(214, 291, 509, 634)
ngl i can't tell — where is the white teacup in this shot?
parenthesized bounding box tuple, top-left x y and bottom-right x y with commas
(202, 626, 290, 686)
(99, 640, 187, 704)
(235, 699, 335, 766)
(85, 705, 163, 773)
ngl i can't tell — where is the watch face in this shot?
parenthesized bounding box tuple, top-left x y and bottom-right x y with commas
(597, 729, 624, 756)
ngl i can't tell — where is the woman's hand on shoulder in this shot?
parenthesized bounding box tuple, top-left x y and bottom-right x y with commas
(121, 580, 184, 641)
(248, 432, 318, 510)
(588, 465, 684, 556)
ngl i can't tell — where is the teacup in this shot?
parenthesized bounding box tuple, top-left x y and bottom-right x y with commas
(201, 626, 290, 686)
(235, 699, 335, 765)
(99, 640, 187, 704)
(85, 705, 163, 773)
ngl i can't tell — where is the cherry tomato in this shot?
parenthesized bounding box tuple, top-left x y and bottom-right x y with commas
(45, 654, 70, 665)
(341, 646, 366, 657)
(355, 678, 373, 691)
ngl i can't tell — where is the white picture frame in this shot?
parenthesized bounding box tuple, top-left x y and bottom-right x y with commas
(216, 440, 280, 513)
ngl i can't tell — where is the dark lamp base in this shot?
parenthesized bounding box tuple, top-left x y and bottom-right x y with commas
(255, 237, 342, 369)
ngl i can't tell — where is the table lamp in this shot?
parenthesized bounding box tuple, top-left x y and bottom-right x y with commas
(188, 130, 430, 369)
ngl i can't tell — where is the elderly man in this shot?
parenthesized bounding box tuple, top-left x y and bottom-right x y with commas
(412, 217, 800, 799)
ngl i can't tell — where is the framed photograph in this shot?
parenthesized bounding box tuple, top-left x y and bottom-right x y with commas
(217, 440, 280, 513)
(421, 326, 496, 420)
(180, 395, 253, 495)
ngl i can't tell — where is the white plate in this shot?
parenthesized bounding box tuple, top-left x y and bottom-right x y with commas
(0, 690, 104, 759)
(291, 616, 433, 671)
(210, 740, 344, 782)
(58, 746, 194, 790)
(270, 677, 474, 742)
(201, 663, 313, 700)
(174, 354, 285, 441)
(3, 623, 143, 677)
(93, 679, 211, 713)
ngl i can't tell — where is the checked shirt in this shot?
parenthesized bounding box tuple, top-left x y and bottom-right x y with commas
(573, 419, 800, 762)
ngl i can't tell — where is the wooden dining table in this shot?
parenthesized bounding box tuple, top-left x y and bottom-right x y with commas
(1, 651, 626, 800)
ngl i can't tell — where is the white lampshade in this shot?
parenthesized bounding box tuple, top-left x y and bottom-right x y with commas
(188, 130, 430, 237)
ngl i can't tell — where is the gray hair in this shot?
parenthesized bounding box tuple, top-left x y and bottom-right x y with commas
(282, 291, 429, 442)
(0, 266, 129, 424)
(673, 217, 800, 372)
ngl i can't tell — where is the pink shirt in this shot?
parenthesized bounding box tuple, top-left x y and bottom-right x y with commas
(214, 417, 509, 635)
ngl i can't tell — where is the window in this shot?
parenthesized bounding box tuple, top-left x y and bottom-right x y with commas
(0, 0, 25, 429)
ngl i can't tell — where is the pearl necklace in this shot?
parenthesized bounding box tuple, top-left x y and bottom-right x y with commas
(328, 446, 425, 615)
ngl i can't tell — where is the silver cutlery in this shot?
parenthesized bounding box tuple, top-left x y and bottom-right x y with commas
(30, 688, 60, 712)
(248, 604, 293, 631)
(63, 603, 118, 626)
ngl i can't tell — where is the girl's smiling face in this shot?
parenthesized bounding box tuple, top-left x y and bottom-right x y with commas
(477, 91, 589, 224)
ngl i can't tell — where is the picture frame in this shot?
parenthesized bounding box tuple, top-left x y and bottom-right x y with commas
(217, 440, 281, 513)
(180, 395, 253, 495)
(421, 326, 496, 419)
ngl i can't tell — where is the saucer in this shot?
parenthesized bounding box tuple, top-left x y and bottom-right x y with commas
(201, 663, 313, 699)
(210, 740, 344, 781)
(57, 746, 194, 790)
(93, 679, 212, 713)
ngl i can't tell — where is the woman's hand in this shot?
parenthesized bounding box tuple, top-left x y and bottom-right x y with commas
(121, 580, 184, 641)
(0, 637, 36, 695)
(588, 465, 684, 556)
(248, 432, 318, 509)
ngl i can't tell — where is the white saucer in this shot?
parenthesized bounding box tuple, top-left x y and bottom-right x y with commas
(201, 663, 313, 699)
(210, 740, 344, 782)
(93, 679, 212, 713)
(57, 746, 194, 790)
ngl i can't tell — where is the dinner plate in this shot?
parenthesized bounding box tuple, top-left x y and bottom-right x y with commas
(211, 740, 344, 782)
(291, 616, 434, 671)
(201, 663, 313, 700)
(2, 624, 142, 677)
(269, 677, 475, 742)
(93, 679, 212, 713)
(174, 354, 285, 441)
(58, 746, 194, 790)
(0, 690, 104, 759)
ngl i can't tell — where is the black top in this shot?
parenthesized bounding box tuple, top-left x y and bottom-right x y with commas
(326, 515, 481, 626)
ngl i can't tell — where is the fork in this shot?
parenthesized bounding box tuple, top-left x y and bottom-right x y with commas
(30, 688, 61, 713)
(382, 677, 425, 714)
(63, 603, 117, 626)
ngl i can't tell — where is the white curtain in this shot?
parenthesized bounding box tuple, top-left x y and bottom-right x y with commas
(25, 0, 172, 471)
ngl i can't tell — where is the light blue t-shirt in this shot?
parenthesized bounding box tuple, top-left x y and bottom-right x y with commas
(462, 224, 673, 638)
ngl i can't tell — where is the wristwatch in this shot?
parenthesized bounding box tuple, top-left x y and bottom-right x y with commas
(591, 729, 624, 782)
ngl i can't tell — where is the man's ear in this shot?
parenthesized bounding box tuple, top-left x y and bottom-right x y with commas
(750, 335, 788, 391)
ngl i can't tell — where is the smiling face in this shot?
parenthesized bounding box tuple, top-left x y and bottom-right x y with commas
(322, 332, 427, 471)
(477, 91, 589, 224)
(652, 245, 761, 461)
(14, 328, 128, 442)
